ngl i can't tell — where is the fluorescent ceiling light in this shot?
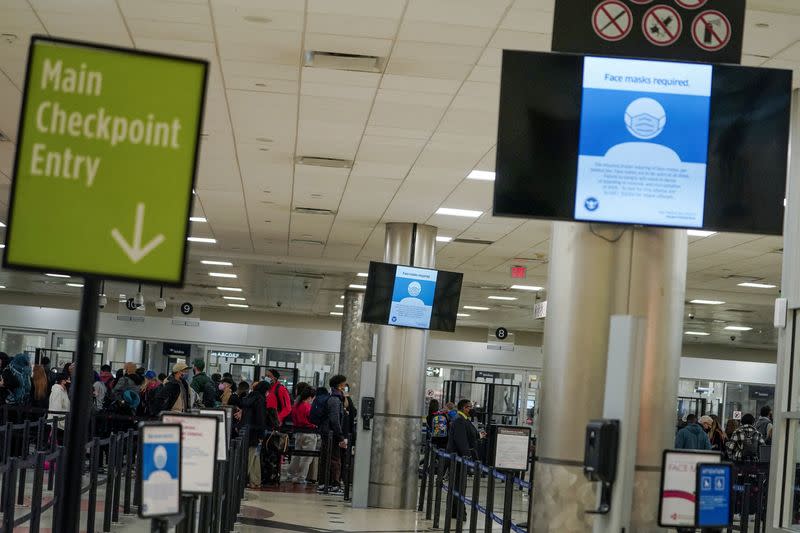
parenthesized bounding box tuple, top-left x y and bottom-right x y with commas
(684, 331, 710, 336)
(201, 260, 233, 266)
(223, 296, 246, 301)
(724, 326, 752, 331)
(488, 295, 517, 301)
(435, 207, 482, 218)
(0, 221, 6, 227)
(467, 170, 495, 181)
(330, 312, 343, 316)
(738, 282, 777, 289)
(340, 295, 345, 299)
(227, 303, 249, 308)
(457, 313, 470, 317)
(690, 299, 725, 305)
(436, 236, 453, 243)
(66, 283, 84, 288)
(187, 237, 216, 244)
(335, 304, 344, 308)
(209, 272, 237, 279)
(0, 244, 5, 249)
(464, 306, 490, 311)
(46, 273, 70, 278)
(349, 284, 367, 289)
(357, 273, 368, 278)
(687, 230, 716, 237)
(0, 286, 5, 289)
(217, 287, 242, 292)
(190, 217, 207, 223)
(510, 285, 543, 291)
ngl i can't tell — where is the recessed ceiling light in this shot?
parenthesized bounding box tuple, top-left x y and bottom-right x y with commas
(464, 305, 490, 311)
(330, 312, 343, 316)
(209, 272, 237, 279)
(335, 304, 344, 308)
(510, 285, 543, 291)
(46, 273, 70, 278)
(0, 221, 5, 228)
(218, 287, 242, 292)
(0, 286, 5, 289)
(737, 282, 777, 289)
(66, 283, 84, 288)
(755, 22, 769, 28)
(687, 230, 716, 237)
(227, 303, 249, 308)
(0, 244, 6, 249)
(690, 299, 725, 305)
(435, 207, 482, 218)
(349, 284, 367, 289)
(187, 237, 216, 244)
(436, 236, 453, 243)
(201, 260, 233, 266)
(457, 313, 471, 317)
(724, 326, 752, 331)
(340, 295, 345, 299)
(223, 296, 246, 301)
(190, 217, 207, 223)
(488, 295, 517, 301)
(244, 15, 272, 23)
(467, 170, 495, 181)
(357, 273, 368, 278)
(684, 331, 710, 336)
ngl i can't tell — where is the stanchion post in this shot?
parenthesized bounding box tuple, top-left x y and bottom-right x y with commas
(455, 458, 466, 533)
(485, 467, 496, 533)
(103, 436, 116, 532)
(444, 453, 457, 533)
(2, 459, 18, 532)
(419, 440, 430, 511)
(17, 420, 31, 504)
(426, 449, 436, 519)
(56, 277, 101, 533)
(741, 482, 751, 533)
(87, 439, 100, 533)
(501, 471, 515, 533)
(433, 452, 445, 529)
(123, 430, 134, 515)
(470, 461, 482, 533)
(29, 452, 46, 533)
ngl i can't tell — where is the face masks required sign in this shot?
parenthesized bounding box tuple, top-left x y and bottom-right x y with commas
(4, 36, 207, 285)
(139, 423, 181, 518)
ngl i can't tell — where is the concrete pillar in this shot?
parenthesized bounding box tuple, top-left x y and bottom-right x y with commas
(531, 222, 686, 532)
(338, 289, 373, 404)
(369, 222, 437, 509)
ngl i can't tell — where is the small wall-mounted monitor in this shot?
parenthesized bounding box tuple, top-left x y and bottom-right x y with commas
(494, 50, 792, 235)
(360, 261, 464, 333)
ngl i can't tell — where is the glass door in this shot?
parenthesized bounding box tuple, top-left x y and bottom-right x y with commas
(0, 330, 47, 362)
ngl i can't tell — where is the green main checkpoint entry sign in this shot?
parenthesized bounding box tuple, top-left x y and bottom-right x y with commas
(4, 36, 208, 285)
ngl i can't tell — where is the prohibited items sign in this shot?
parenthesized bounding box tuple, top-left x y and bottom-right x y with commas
(675, 0, 708, 9)
(593, 0, 633, 42)
(643, 4, 682, 46)
(692, 10, 731, 51)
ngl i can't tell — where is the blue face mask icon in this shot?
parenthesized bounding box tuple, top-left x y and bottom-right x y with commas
(624, 98, 667, 140)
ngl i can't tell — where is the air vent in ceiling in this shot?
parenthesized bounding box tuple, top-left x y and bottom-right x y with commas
(291, 239, 325, 246)
(453, 238, 494, 245)
(304, 50, 385, 73)
(0, 130, 9, 142)
(296, 156, 353, 169)
(294, 207, 336, 216)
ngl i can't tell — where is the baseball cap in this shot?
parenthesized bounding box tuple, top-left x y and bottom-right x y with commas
(144, 370, 157, 379)
(172, 362, 189, 374)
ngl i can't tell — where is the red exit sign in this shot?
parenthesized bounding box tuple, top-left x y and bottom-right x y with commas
(511, 266, 527, 279)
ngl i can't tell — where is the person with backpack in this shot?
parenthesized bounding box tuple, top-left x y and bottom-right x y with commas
(311, 375, 347, 494)
(152, 363, 191, 414)
(48, 372, 70, 444)
(112, 362, 144, 401)
(264, 369, 292, 425)
(140, 370, 162, 417)
(675, 414, 712, 450)
(726, 413, 767, 462)
(754, 405, 773, 445)
(287, 387, 317, 483)
(4, 354, 32, 410)
(241, 381, 269, 488)
(189, 359, 216, 408)
(426, 399, 450, 449)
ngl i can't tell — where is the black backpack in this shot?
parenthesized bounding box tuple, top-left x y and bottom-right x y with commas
(742, 431, 761, 460)
(309, 391, 331, 425)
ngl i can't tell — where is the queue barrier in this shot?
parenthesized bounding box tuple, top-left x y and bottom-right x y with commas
(419, 443, 532, 533)
(0, 407, 249, 533)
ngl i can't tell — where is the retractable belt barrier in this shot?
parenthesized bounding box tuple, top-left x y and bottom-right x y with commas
(420, 443, 532, 533)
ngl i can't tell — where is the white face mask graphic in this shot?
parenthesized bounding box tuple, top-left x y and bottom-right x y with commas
(624, 97, 667, 140)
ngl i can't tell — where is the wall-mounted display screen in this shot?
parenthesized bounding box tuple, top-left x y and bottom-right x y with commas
(361, 261, 463, 332)
(494, 50, 792, 235)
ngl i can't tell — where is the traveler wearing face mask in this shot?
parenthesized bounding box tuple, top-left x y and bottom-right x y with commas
(263, 369, 292, 426)
(152, 363, 191, 413)
(219, 377, 237, 406)
(48, 373, 70, 444)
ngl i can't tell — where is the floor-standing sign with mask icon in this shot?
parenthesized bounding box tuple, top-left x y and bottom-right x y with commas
(138, 423, 182, 519)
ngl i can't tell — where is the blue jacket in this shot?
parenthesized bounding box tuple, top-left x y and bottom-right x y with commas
(675, 423, 711, 450)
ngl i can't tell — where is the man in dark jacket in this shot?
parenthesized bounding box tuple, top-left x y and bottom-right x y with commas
(317, 374, 347, 494)
(447, 399, 480, 458)
(675, 414, 712, 450)
(152, 363, 191, 414)
(190, 359, 216, 408)
(240, 381, 269, 488)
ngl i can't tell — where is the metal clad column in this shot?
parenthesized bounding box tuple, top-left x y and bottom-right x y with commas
(369, 222, 437, 509)
(338, 290, 373, 404)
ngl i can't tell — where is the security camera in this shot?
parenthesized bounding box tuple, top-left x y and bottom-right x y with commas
(303, 282, 310, 290)
(730, 335, 736, 342)
(155, 298, 167, 312)
(276, 301, 282, 307)
(134, 292, 144, 309)
(688, 313, 695, 320)
(98, 295, 107, 309)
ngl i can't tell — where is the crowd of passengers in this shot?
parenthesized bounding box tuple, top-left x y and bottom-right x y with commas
(0, 352, 357, 494)
(673, 406, 774, 462)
